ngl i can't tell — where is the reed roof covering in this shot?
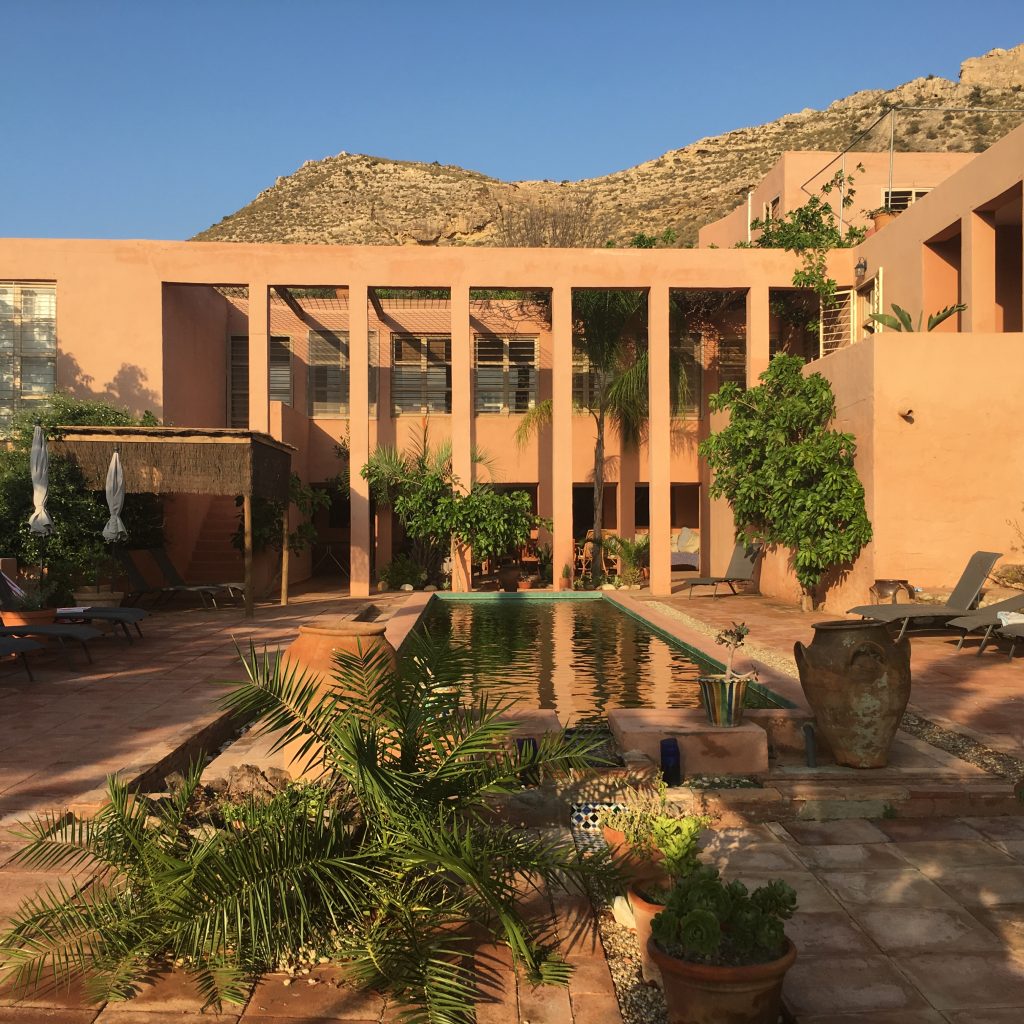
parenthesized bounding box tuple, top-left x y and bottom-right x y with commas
(50, 426, 293, 499)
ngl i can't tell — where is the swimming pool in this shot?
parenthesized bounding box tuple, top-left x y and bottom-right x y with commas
(417, 594, 789, 726)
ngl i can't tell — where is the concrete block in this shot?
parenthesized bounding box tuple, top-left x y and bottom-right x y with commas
(745, 707, 833, 760)
(608, 709, 768, 777)
(497, 708, 564, 738)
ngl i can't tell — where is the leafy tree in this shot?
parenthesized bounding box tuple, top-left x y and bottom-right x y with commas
(746, 167, 867, 309)
(0, 632, 617, 1021)
(231, 473, 330, 557)
(363, 424, 540, 583)
(698, 355, 872, 600)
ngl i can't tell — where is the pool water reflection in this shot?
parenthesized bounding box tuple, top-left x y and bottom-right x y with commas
(420, 596, 771, 726)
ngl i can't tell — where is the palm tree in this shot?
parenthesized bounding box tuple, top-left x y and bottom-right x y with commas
(516, 290, 649, 575)
(0, 631, 617, 1023)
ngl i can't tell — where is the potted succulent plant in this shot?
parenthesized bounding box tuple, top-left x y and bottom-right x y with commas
(600, 784, 709, 985)
(605, 534, 649, 590)
(698, 622, 757, 728)
(649, 866, 797, 1024)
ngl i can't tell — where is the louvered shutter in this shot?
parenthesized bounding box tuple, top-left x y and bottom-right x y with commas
(308, 330, 349, 417)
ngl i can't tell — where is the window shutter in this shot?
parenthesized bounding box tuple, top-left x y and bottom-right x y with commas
(229, 336, 249, 428)
(308, 330, 349, 417)
(392, 335, 452, 415)
(269, 336, 292, 405)
(820, 290, 855, 357)
(0, 282, 57, 428)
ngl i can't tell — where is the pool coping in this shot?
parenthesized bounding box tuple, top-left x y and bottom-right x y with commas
(389, 589, 799, 711)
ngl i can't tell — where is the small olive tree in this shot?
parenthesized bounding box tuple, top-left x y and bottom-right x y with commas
(698, 355, 872, 602)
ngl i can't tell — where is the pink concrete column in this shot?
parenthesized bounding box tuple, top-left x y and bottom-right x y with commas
(618, 449, 636, 543)
(348, 281, 371, 598)
(745, 283, 770, 388)
(963, 210, 996, 332)
(248, 280, 270, 433)
(551, 284, 574, 589)
(450, 283, 474, 591)
(648, 285, 671, 596)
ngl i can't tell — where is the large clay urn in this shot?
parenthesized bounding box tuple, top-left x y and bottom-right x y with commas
(275, 618, 397, 779)
(795, 620, 910, 769)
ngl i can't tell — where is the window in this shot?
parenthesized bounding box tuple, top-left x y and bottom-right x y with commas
(819, 290, 855, 356)
(392, 334, 451, 415)
(305, 330, 379, 418)
(670, 334, 702, 416)
(0, 282, 57, 427)
(572, 351, 598, 409)
(474, 335, 537, 413)
(228, 335, 291, 428)
(717, 336, 747, 388)
(762, 196, 781, 220)
(883, 188, 931, 212)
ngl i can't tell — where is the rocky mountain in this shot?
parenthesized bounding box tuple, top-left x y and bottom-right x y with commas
(194, 45, 1024, 248)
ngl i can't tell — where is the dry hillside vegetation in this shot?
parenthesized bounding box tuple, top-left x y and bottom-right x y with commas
(194, 45, 1024, 248)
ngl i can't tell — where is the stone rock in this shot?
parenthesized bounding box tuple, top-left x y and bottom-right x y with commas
(423, 584, 438, 592)
(400, 583, 414, 592)
(205, 776, 229, 795)
(264, 767, 293, 791)
(377, 581, 390, 593)
(611, 895, 636, 931)
(960, 44, 1024, 88)
(163, 771, 187, 795)
(187, 824, 219, 843)
(226, 764, 288, 803)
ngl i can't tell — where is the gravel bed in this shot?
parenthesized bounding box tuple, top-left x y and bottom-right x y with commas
(596, 908, 667, 1024)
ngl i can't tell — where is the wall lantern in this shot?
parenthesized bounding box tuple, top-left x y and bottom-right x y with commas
(854, 257, 868, 278)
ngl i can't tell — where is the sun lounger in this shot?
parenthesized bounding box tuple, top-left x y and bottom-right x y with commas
(0, 637, 42, 680)
(56, 605, 147, 642)
(947, 594, 1024, 655)
(147, 548, 242, 608)
(0, 624, 101, 666)
(848, 551, 1001, 641)
(119, 550, 222, 609)
(679, 542, 762, 598)
(994, 624, 1024, 660)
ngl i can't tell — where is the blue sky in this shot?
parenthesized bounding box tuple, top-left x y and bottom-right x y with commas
(2, 1, 1020, 240)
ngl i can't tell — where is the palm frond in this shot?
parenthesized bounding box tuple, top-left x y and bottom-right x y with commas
(513, 399, 553, 448)
(605, 349, 649, 448)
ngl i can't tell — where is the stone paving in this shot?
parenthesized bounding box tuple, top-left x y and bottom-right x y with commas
(699, 816, 1024, 1022)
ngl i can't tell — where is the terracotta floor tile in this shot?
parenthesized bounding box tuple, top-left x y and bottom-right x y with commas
(934, 865, 1024, 907)
(946, 1009, 1024, 1023)
(895, 951, 1024, 1009)
(819, 869, 961, 909)
(795, 1012, 946, 1024)
(791, 843, 908, 872)
(97, 971, 248, 1014)
(784, 820, 892, 846)
(784, 910, 879, 955)
(847, 904, 1002, 953)
(970, 904, 1024, 953)
(965, 818, 1024, 842)
(94, 1012, 239, 1022)
(0, 1010, 99, 1023)
(518, 981, 573, 1024)
(782, 954, 930, 1016)
(704, 841, 807, 873)
(892, 839, 1015, 877)
(876, 818, 985, 843)
(569, 991, 623, 1024)
(242, 971, 384, 1020)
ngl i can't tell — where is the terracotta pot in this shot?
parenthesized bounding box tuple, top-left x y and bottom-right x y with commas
(795, 620, 910, 769)
(698, 675, 749, 728)
(2, 609, 57, 627)
(518, 578, 534, 591)
(629, 885, 666, 986)
(872, 211, 898, 231)
(650, 937, 796, 1024)
(277, 618, 397, 778)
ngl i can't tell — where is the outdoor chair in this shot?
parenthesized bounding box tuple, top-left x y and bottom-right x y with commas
(947, 593, 1024, 655)
(0, 623, 102, 666)
(119, 549, 222, 609)
(0, 636, 42, 680)
(993, 623, 1024, 660)
(56, 605, 147, 643)
(848, 551, 1001, 641)
(678, 541, 763, 598)
(671, 527, 700, 571)
(148, 548, 242, 607)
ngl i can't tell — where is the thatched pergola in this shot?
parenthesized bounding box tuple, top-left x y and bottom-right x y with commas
(51, 426, 294, 617)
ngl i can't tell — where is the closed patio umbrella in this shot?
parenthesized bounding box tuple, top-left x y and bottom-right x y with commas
(28, 425, 53, 537)
(102, 449, 127, 543)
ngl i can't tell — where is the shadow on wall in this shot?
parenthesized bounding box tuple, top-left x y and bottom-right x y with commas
(58, 351, 161, 418)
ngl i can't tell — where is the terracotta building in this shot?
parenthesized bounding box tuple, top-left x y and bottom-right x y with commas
(1, 123, 1022, 610)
